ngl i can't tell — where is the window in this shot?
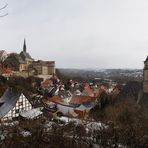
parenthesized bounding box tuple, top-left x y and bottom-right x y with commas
(16, 109, 19, 114)
(18, 102, 23, 106)
(0, 102, 4, 107)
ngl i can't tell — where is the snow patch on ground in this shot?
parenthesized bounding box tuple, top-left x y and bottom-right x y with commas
(0, 135, 5, 140)
(86, 122, 103, 131)
(58, 116, 106, 131)
(20, 130, 32, 137)
(20, 108, 43, 119)
(0, 121, 19, 127)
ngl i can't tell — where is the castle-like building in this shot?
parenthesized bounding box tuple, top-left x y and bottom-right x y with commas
(4, 39, 33, 72)
(2, 39, 55, 79)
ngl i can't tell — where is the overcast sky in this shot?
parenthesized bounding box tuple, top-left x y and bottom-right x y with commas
(0, 0, 148, 69)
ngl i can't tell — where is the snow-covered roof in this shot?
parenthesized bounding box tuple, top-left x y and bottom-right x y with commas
(20, 107, 43, 119)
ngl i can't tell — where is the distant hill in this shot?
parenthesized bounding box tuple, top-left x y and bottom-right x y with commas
(57, 68, 143, 81)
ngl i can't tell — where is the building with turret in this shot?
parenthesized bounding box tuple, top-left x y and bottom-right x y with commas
(20, 39, 34, 68)
(4, 39, 33, 72)
(3, 39, 55, 79)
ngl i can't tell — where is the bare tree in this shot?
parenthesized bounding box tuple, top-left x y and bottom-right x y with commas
(0, 3, 8, 17)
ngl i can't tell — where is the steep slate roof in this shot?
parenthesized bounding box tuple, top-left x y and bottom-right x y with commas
(0, 89, 21, 118)
(4, 53, 26, 66)
(20, 51, 32, 60)
(20, 39, 32, 60)
(13, 53, 26, 64)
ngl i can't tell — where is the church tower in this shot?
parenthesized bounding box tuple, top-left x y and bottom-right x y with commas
(143, 56, 148, 93)
(23, 39, 27, 52)
(20, 39, 33, 69)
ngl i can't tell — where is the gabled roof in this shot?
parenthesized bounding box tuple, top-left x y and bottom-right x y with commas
(5, 53, 26, 65)
(83, 83, 101, 97)
(13, 53, 26, 64)
(0, 89, 21, 118)
(70, 95, 94, 105)
(84, 83, 94, 97)
(20, 39, 33, 60)
(20, 51, 32, 60)
(47, 96, 64, 104)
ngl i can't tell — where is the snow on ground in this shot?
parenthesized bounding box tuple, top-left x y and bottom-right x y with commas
(58, 116, 76, 123)
(86, 120, 108, 131)
(44, 121, 55, 131)
(20, 130, 32, 137)
(58, 116, 106, 131)
(0, 135, 5, 140)
(20, 107, 43, 119)
(0, 121, 19, 127)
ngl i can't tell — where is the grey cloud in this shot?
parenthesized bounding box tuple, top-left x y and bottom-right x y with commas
(0, 0, 148, 68)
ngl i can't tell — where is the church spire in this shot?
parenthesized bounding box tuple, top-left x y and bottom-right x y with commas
(23, 38, 27, 52)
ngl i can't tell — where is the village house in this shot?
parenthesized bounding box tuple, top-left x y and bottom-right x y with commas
(0, 89, 32, 121)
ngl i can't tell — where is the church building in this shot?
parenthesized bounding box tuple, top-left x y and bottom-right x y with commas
(3, 39, 55, 79)
(4, 39, 33, 72)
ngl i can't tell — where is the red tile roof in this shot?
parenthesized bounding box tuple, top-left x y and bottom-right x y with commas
(48, 96, 64, 104)
(70, 95, 94, 104)
(84, 83, 101, 97)
(42, 79, 53, 88)
(0, 68, 12, 74)
(74, 109, 90, 118)
(84, 83, 94, 97)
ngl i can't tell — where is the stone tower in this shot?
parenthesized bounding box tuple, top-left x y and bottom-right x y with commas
(143, 56, 148, 93)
